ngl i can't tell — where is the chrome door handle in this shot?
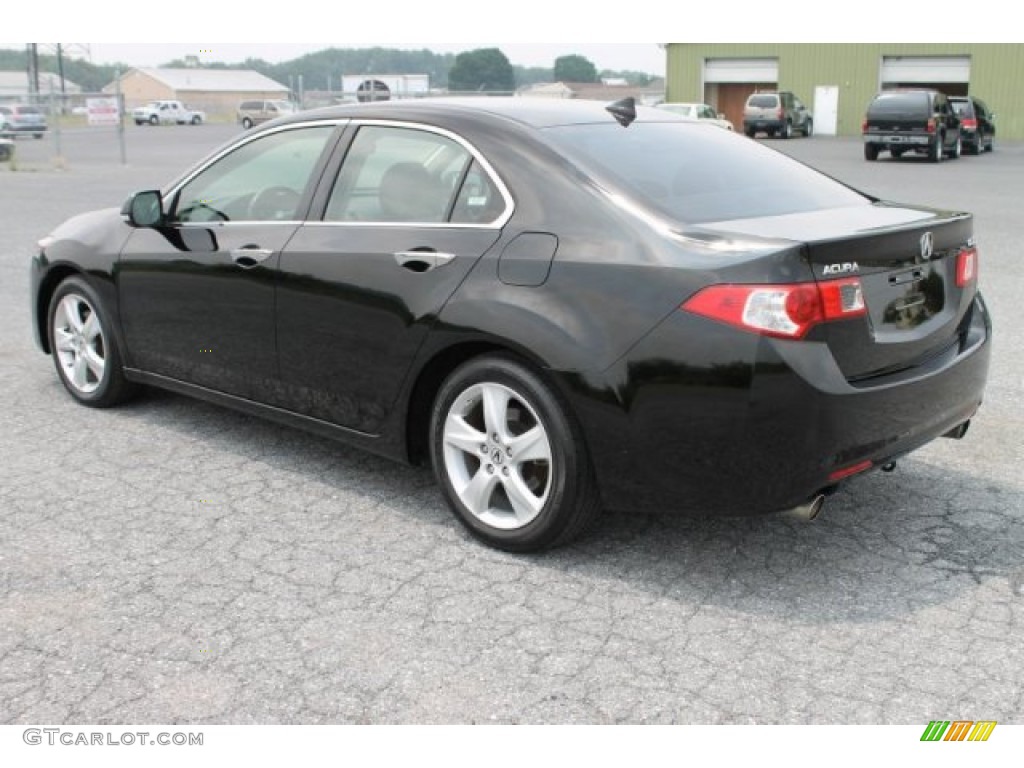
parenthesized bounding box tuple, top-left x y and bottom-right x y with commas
(394, 250, 457, 272)
(231, 247, 273, 268)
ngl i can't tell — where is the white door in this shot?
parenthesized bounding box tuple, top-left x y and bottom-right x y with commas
(813, 85, 840, 136)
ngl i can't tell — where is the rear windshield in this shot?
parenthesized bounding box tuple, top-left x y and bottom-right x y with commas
(747, 95, 778, 108)
(542, 122, 869, 224)
(950, 100, 973, 117)
(868, 92, 929, 115)
(16, 106, 41, 115)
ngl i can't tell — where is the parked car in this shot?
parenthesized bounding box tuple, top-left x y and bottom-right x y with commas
(237, 99, 296, 129)
(657, 102, 734, 130)
(132, 100, 205, 126)
(30, 98, 990, 552)
(863, 89, 961, 162)
(0, 104, 47, 139)
(950, 95, 995, 155)
(743, 91, 812, 138)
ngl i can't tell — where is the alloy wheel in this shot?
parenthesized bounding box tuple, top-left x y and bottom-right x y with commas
(52, 293, 107, 395)
(441, 381, 553, 530)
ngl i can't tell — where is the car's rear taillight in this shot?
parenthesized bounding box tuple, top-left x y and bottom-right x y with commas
(956, 247, 978, 287)
(777, 108, 785, 119)
(961, 118, 977, 130)
(861, 118, 868, 133)
(681, 278, 866, 339)
(926, 118, 936, 133)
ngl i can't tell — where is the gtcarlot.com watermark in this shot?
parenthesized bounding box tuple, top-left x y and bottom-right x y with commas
(23, 728, 203, 747)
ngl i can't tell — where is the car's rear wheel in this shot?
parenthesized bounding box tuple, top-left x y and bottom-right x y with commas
(929, 134, 944, 163)
(804, 119, 813, 137)
(430, 355, 600, 552)
(191, 115, 201, 125)
(780, 121, 792, 139)
(745, 128, 756, 138)
(242, 117, 253, 129)
(950, 135, 962, 159)
(47, 277, 135, 408)
(864, 143, 879, 161)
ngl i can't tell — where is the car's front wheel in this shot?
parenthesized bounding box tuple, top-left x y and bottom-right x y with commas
(430, 355, 600, 552)
(148, 115, 158, 126)
(47, 276, 135, 408)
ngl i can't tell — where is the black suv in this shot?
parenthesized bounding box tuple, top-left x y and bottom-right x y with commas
(863, 90, 961, 162)
(743, 91, 812, 139)
(950, 95, 995, 155)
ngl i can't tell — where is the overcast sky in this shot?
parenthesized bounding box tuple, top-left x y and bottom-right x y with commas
(73, 44, 666, 75)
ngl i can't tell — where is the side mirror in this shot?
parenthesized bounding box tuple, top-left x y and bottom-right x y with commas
(122, 190, 164, 228)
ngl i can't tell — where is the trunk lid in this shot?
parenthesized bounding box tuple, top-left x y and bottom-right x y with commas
(699, 203, 976, 380)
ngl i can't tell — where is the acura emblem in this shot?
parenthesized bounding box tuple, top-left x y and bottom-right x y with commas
(920, 232, 934, 261)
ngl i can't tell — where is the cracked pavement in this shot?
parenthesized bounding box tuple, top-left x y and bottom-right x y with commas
(1, 126, 1022, 724)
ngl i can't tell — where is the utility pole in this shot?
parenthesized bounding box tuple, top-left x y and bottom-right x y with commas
(57, 44, 67, 113)
(27, 44, 40, 100)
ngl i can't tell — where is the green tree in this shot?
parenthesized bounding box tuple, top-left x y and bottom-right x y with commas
(447, 48, 514, 92)
(554, 54, 598, 83)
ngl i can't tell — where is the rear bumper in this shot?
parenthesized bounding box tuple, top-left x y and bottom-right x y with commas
(863, 133, 931, 146)
(563, 293, 991, 515)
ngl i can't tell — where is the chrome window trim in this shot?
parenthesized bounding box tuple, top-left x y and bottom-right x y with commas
(163, 119, 350, 204)
(318, 118, 515, 230)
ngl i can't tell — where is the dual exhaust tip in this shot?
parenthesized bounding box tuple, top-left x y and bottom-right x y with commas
(781, 494, 826, 522)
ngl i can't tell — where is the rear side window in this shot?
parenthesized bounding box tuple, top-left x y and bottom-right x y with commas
(543, 122, 869, 224)
(868, 92, 929, 115)
(747, 95, 778, 109)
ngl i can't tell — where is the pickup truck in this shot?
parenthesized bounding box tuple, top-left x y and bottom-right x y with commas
(132, 100, 205, 126)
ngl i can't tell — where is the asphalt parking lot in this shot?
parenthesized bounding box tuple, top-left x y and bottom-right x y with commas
(1, 123, 1022, 724)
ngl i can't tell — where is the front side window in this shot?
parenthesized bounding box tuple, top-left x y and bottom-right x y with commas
(174, 125, 335, 223)
(325, 125, 473, 223)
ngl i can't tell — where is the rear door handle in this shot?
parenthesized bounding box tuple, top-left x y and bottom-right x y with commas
(231, 247, 273, 269)
(394, 250, 457, 272)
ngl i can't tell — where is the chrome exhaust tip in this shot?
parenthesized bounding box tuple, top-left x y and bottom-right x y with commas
(781, 494, 826, 522)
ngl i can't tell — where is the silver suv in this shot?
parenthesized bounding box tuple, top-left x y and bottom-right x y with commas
(236, 100, 296, 129)
(743, 91, 812, 139)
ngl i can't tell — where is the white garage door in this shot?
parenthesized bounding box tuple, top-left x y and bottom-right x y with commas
(704, 58, 779, 84)
(880, 56, 971, 84)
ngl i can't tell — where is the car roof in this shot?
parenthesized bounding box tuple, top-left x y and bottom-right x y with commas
(277, 97, 687, 130)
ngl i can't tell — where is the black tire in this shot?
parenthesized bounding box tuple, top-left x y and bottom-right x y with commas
(429, 354, 601, 552)
(780, 121, 792, 139)
(191, 115, 201, 125)
(804, 119, 813, 137)
(864, 143, 879, 161)
(134, 120, 144, 126)
(745, 128, 756, 138)
(950, 135, 962, 159)
(46, 276, 136, 408)
(242, 117, 253, 130)
(987, 134, 994, 152)
(929, 134, 944, 163)
(148, 114, 158, 126)
(33, 133, 44, 140)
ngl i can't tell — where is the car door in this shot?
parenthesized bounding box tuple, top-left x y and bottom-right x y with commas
(274, 122, 511, 434)
(118, 122, 342, 401)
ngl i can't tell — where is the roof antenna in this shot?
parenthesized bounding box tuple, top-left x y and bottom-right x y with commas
(606, 96, 637, 127)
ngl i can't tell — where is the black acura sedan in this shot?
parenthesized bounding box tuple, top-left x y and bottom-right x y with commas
(31, 98, 991, 552)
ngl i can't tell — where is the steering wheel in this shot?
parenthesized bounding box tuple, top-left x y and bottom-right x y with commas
(247, 186, 302, 221)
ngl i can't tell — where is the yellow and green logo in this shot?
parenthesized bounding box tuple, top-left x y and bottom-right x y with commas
(920, 720, 997, 742)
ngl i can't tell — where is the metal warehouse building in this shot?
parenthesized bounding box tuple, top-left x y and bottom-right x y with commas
(666, 44, 1024, 140)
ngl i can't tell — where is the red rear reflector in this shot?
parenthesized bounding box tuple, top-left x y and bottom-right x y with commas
(829, 460, 873, 482)
(926, 118, 936, 134)
(956, 247, 978, 287)
(682, 278, 866, 339)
